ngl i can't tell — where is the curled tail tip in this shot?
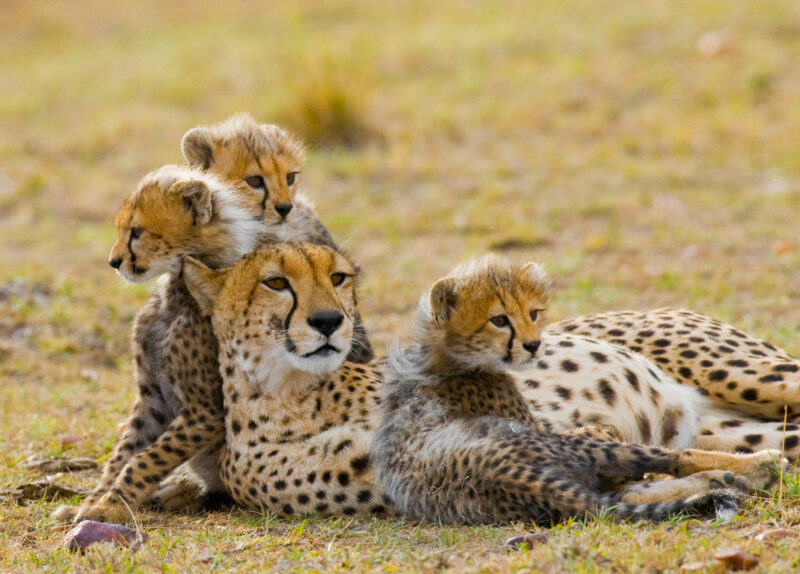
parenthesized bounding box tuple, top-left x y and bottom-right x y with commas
(604, 489, 742, 522)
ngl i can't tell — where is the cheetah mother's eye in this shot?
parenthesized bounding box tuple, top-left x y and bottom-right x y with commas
(330, 272, 348, 287)
(490, 315, 509, 327)
(130, 227, 144, 239)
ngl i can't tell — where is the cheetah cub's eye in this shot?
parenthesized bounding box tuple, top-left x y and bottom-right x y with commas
(245, 176, 265, 189)
(286, 172, 299, 186)
(330, 273, 348, 287)
(530, 310, 540, 322)
(263, 277, 289, 291)
(490, 315, 509, 327)
(130, 227, 144, 240)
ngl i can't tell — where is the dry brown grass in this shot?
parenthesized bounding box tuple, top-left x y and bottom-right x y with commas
(2, 0, 800, 571)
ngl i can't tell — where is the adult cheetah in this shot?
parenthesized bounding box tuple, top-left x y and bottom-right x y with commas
(553, 309, 800, 422)
(183, 243, 391, 515)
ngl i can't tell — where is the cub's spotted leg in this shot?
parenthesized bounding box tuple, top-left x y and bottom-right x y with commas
(74, 408, 222, 523)
(53, 394, 170, 522)
(53, 298, 171, 522)
(552, 308, 800, 420)
(571, 437, 787, 493)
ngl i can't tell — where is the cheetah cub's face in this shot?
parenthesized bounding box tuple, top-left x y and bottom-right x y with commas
(184, 243, 358, 383)
(109, 165, 253, 283)
(425, 255, 550, 373)
(181, 113, 305, 228)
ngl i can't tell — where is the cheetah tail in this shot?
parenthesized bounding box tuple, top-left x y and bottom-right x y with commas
(598, 489, 743, 522)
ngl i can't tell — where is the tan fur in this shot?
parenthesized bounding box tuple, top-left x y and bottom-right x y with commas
(55, 167, 262, 524)
(182, 243, 389, 515)
(181, 113, 333, 245)
(373, 255, 788, 524)
(552, 308, 800, 458)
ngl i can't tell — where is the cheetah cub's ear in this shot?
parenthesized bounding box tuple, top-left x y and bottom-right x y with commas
(429, 277, 459, 324)
(183, 257, 226, 316)
(170, 180, 213, 225)
(181, 127, 215, 170)
(521, 261, 551, 299)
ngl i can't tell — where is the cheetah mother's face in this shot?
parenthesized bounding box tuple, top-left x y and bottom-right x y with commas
(184, 242, 358, 381)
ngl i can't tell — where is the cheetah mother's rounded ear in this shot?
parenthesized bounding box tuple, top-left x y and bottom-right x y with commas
(429, 277, 459, 323)
(183, 256, 226, 316)
(181, 127, 215, 170)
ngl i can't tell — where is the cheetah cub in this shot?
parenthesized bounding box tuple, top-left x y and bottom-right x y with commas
(373, 255, 787, 524)
(182, 112, 373, 363)
(54, 165, 263, 524)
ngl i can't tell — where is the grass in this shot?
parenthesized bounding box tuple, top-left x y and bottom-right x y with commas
(2, 0, 800, 571)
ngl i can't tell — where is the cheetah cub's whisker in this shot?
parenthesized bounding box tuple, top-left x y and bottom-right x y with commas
(373, 254, 789, 525)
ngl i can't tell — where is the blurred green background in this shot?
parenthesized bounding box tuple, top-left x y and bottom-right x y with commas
(1, 2, 800, 570)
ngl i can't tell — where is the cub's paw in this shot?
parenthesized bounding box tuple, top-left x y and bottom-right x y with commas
(735, 449, 789, 491)
(152, 476, 206, 514)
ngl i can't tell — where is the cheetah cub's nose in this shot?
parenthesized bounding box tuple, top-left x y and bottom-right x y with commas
(307, 311, 344, 337)
(275, 203, 293, 218)
(523, 340, 542, 356)
(109, 258, 122, 269)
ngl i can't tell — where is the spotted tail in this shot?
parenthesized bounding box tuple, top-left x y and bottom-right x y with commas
(599, 489, 742, 521)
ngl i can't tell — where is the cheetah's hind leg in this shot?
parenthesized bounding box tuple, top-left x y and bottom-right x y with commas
(694, 405, 800, 463)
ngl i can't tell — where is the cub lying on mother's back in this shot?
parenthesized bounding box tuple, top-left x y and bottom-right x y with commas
(182, 112, 335, 247)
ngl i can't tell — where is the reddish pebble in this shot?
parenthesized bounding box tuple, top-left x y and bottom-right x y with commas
(64, 520, 149, 553)
(505, 532, 549, 550)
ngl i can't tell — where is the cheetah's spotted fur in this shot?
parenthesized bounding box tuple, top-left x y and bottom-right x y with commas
(553, 308, 800, 457)
(56, 135, 372, 523)
(374, 255, 787, 524)
(182, 243, 392, 516)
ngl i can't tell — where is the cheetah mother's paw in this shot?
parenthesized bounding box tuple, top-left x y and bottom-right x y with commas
(73, 492, 133, 524)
